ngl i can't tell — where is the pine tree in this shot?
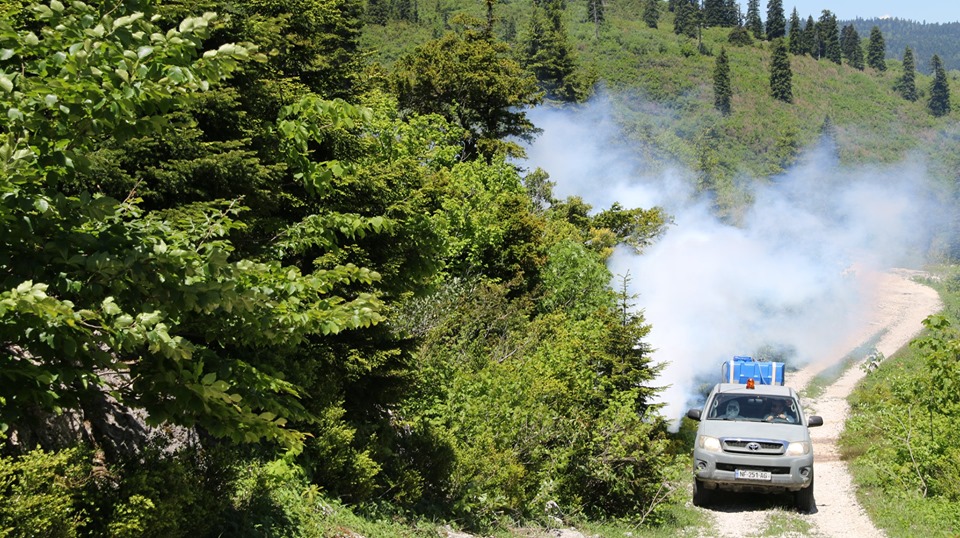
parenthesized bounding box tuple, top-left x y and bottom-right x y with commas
(724, 0, 740, 26)
(840, 24, 864, 70)
(765, 0, 786, 40)
(642, 0, 659, 29)
(674, 0, 699, 38)
(704, 0, 725, 27)
(714, 47, 732, 114)
(521, 0, 580, 101)
(818, 10, 841, 64)
(803, 15, 817, 57)
(928, 54, 951, 116)
(867, 26, 887, 71)
(895, 46, 918, 101)
(588, 0, 605, 34)
(770, 38, 792, 102)
(746, 0, 763, 39)
(787, 8, 802, 55)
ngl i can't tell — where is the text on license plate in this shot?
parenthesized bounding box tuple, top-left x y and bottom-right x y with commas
(735, 469, 772, 481)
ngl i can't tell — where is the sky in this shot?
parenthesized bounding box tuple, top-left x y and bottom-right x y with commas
(521, 95, 950, 429)
(749, 1, 960, 24)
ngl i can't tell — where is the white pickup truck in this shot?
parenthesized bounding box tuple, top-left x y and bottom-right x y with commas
(686, 377, 823, 513)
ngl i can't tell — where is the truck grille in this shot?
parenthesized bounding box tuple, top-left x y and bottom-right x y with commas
(721, 438, 786, 455)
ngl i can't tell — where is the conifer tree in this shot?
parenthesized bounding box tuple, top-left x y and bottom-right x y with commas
(818, 10, 841, 64)
(714, 47, 732, 114)
(746, 0, 763, 39)
(765, 0, 786, 40)
(788, 8, 802, 54)
(803, 15, 817, 57)
(522, 0, 580, 101)
(895, 46, 918, 101)
(929, 54, 951, 116)
(724, 0, 740, 26)
(867, 26, 887, 71)
(588, 0, 605, 34)
(704, 0, 725, 27)
(840, 24, 864, 70)
(642, 0, 659, 29)
(770, 38, 792, 102)
(674, 0, 699, 38)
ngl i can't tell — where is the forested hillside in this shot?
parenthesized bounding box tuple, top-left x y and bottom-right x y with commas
(847, 18, 960, 73)
(1, 0, 958, 536)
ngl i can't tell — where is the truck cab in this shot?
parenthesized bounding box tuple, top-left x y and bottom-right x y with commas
(686, 358, 823, 512)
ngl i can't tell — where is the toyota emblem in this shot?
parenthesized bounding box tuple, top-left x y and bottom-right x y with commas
(746, 442, 761, 451)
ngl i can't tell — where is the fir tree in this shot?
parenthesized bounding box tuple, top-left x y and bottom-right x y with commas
(929, 54, 951, 116)
(724, 0, 740, 26)
(840, 24, 864, 70)
(714, 47, 732, 114)
(588, 0, 605, 35)
(765, 0, 786, 40)
(521, 0, 580, 101)
(803, 15, 817, 57)
(704, 0, 726, 27)
(895, 46, 918, 101)
(770, 38, 792, 102)
(867, 26, 887, 71)
(787, 8, 802, 55)
(746, 0, 763, 39)
(818, 10, 841, 64)
(642, 0, 659, 29)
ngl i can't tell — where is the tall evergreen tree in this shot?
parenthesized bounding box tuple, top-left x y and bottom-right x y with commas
(929, 54, 951, 116)
(714, 47, 732, 114)
(724, 0, 740, 26)
(802, 15, 817, 57)
(704, 0, 726, 27)
(818, 10, 841, 64)
(765, 0, 786, 40)
(895, 46, 918, 101)
(673, 0, 699, 38)
(840, 24, 864, 70)
(867, 26, 887, 71)
(588, 0, 605, 35)
(745, 0, 763, 39)
(521, 0, 581, 102)
(770, 38, 792, 102)
(787, 8, 802, 55)
(642, 0, 659, 29)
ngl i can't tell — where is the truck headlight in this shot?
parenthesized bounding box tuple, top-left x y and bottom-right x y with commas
(698, 435, 722, 452)
(786, 441, 810, 456)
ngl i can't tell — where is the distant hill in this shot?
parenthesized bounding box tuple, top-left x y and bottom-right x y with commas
(844, 17, 960, 74)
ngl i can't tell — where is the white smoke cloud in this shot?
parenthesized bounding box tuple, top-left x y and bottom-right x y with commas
(522, 95, 948, 428)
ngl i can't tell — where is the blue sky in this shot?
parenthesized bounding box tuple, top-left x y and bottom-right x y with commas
(742, 2, 960, 24)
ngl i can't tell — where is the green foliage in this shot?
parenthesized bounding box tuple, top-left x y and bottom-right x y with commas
(867, 26, 887, 71)
(713, 47, 731, 114)
(765, 0, 785, 40)
(927, 54, 951, 117)
(392, 16, 543, 161)
(769, 39, 793, 102)
(745, 0, 762, 39)
(0, 447, 88, 537)
(895, 46, 918, 101)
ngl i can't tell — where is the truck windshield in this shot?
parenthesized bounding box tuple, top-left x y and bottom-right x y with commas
(707, 394, 799, 423)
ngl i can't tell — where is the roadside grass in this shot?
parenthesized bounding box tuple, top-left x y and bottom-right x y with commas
(841, 265, 960, 537)
(800, 332, 885, 399)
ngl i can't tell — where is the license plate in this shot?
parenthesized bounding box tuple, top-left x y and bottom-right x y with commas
(735, 469, 772, 481)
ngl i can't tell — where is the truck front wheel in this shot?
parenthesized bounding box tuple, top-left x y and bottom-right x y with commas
(794, 476, 815, 513)
(693, 478, 711, 507)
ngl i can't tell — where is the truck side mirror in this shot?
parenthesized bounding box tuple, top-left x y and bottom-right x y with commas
(686, 408, 702, 421)
(807, 415, 823, 427)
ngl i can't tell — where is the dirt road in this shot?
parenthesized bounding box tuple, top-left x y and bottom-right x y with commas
(704, 268, 942, 537)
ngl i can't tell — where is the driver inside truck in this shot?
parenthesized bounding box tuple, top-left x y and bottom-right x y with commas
(763, 398, 796, 423)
